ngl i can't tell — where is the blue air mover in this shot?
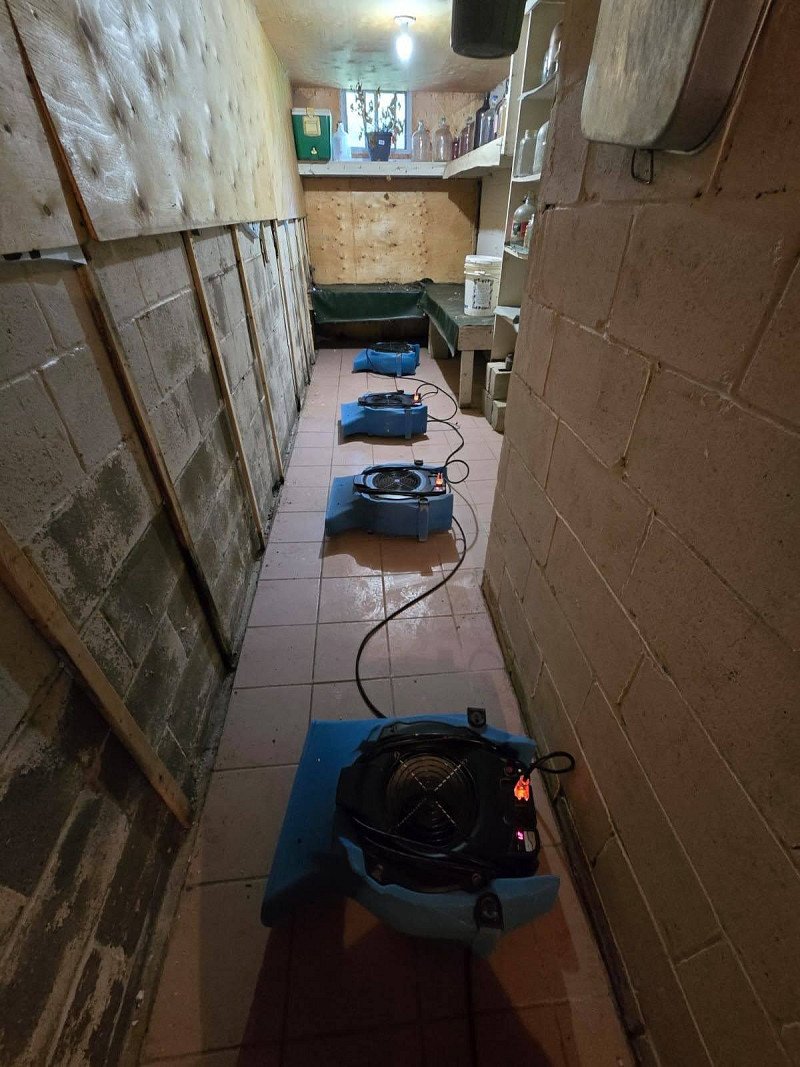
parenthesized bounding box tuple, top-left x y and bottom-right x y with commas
(261, 708, 562, 955)
(353, 341, 420, 376)
(325, 462, 453, 542)
(340, 391, 428, 440)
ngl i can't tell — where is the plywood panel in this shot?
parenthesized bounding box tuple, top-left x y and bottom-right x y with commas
(413, 91, 485, 139)
(0, 4, 77, 254)
(8, 0, 304, 240)
(303, 178, 478, 284)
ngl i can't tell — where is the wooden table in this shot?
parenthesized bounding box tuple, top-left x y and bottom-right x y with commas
(419, 284, 494, 407)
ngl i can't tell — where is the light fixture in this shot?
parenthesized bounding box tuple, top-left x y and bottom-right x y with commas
(394, 15, 415, 63)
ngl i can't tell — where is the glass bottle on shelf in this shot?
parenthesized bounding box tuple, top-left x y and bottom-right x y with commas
(532, 120, 550, 174)
(473, 93, 490, 150)
(513, 129, 536, 177)
(479, 94, 497, 147)
(508, 194, 535, 248)
(331, 121, 351, 161)
(542, 22, 563, 83)
(433, 117, 453, 162)
(460, 117, 475, 156)
(452, 136, 461, 160)
(494, 83, 509, 141)
(411, 120, 432, 161)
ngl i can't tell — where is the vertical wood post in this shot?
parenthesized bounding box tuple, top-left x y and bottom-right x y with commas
(0, 521, 191, 826)
(182, 232, 267, 553)
(230, 224, 285, 482)
(78, 261, 236, 667)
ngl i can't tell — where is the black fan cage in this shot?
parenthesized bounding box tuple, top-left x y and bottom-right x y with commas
(370, 468, 426, 493)
(385, 753, 479, 849)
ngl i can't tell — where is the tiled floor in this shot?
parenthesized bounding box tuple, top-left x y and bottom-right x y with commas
(141, 347, 632, 1067)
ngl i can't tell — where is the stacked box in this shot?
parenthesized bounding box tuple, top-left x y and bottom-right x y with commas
(486, 360, 512, 401)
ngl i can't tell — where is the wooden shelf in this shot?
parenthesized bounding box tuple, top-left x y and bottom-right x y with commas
(297, 161, 447, 178)
(520, 76, 557, 104)
(511, 171, 542, 183)
(504, 244, 530, 260)
(443, 139, 510, 179)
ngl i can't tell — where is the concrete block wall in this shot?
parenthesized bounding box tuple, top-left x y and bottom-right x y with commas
(0, 222, 305, 1063)
(484, 1, 800, 1063)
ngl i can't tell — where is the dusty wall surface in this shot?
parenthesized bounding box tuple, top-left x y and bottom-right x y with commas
(0, 220, 309, 1063)
(484, 0, 800, 1063)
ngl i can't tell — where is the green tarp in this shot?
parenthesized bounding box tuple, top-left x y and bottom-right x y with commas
(311, 283, 425, 324)
(418, 283, 494, 354)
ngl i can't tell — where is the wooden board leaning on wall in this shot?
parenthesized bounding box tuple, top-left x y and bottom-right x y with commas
(0, 3, 77, 254)
(6, 0, 304, 243)
(303, 178, 478, 284)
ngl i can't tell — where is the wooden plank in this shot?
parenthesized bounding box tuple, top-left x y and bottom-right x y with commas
(457, 322, 495, 349)
(287, 221, 315, 368)
(230, 224, 285, 482)
(260, 222, 301, 406)
(273, 220, 309, 387)
(182, 233, 267, 552)
(77, 260, 236, 666)
(303, 178, 478, 284)
(0, 520, 191, 827)
(298, 162, 447, 178)
(0, 2, 77, 254)
(8, 0, 304, 239)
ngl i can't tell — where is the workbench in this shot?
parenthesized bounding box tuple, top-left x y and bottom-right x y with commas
(417, 284, 494, 407)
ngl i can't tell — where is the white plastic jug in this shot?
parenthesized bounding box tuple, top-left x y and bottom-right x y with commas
(464, 255, 502, 316)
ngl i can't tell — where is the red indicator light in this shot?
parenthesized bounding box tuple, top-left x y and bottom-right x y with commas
(435, 471, 444, 489)
(516, 830, 525, 841)
(413, 392, 420, 403)
(514, 775, 530, 802)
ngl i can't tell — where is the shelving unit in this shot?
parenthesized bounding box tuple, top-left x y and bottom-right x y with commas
(443, 138, 509, 180)
(297, 161, 447, 178)
(490, 0, 563, 366)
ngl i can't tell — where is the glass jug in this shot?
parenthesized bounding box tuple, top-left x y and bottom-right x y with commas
(432, 117, 453, 163)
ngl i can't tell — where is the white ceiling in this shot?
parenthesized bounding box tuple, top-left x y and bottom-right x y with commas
(253, 0, 510, 91)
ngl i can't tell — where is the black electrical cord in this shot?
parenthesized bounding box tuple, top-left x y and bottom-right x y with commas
(354, 349, 478, 718)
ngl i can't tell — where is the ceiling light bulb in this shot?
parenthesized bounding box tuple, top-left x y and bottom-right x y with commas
(394, 16, 415, 62)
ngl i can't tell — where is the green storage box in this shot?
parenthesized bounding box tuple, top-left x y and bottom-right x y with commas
(292, 108, 332, 162)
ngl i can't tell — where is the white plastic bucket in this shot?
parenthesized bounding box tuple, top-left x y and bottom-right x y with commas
(464, 255, 502, 316)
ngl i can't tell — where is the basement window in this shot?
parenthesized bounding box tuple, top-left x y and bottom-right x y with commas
(342, 89, 409, 154)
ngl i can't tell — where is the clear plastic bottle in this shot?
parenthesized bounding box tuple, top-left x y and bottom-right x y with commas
(432, 117, 453, 163)
(411, 120, 432, 161)
(513, 129, 536, 177)
(532, 120, 550, 174)
(331, 121, 351, 162)
(509, 194, 535, 247)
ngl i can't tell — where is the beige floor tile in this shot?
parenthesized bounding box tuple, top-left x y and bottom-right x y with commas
(215, 685, 311, 770)
(235, 624, 316, 687)
(383, 571, 452, 617)
(322, 530, 383, 577)
(318, 575, 384, 623)
(391, 669, 523, 732)
(284, 464, 331, 487)
(268, 510, 326, 542)
(249, 578, 319, 626)
(456, 613, 506, 672)
(142, 880, 289, 1061)
(260, 541, 322, 580)
(388, 615, 464, 676)
(186, 765, 296, 885)
(313, 621, 390, 682)
(276, 484, 329, 511)
(290, 446, 333, 466)
(445, 568, 488, 615)
(310, 678, 393, 720)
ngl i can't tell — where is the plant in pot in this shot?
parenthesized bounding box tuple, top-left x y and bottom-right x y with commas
(350, 84, 405, 161)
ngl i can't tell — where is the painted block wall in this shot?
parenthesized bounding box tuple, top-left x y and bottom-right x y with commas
(484, 1, 800, 1063)
(0, 222, 307, 1064)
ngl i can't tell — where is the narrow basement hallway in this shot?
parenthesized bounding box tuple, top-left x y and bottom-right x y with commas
(140, 347, 631, 1067)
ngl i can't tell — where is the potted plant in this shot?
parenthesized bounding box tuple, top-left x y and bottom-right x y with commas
(350, 83, 405, 161)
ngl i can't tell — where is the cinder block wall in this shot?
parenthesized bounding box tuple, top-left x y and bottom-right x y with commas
(0, 224, 305, 1063)
(484, 1, 800, 1063)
